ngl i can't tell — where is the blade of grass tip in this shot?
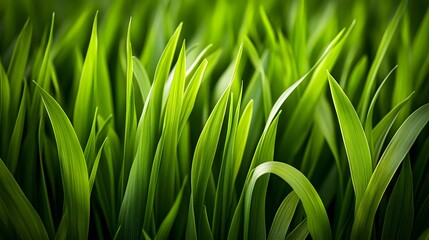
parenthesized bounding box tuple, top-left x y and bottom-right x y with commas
(7, 18, 31, 120)
(352, 103, 429, 240)
(259, 6, 277, 48)
(267, 191, 299, 240)
(95, 47, 115, 119)
(346, 55, 368, 103)
(372, 91, 414, 161)
(73, 12, 98, 145)
(36, 83, 90, 239)
(364, 66, 398, 162)
(6, 81, 27, 174)
(285, 219, 309, 240)
(84, 107, 98, 171)
(133, 56, 151, 103)
(121, 17, 137, 195)
(199, 206, 214, 240)
(245, 161, 331, 240)
(358, 0, 406, 120)
(155, 177, 188, 240)
(0, 159, 48, 239)
(327, 71, 372, 209)
(381, 158, 413, 240)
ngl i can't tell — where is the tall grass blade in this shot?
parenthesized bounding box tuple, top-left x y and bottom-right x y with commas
(267, 191, 299, 240)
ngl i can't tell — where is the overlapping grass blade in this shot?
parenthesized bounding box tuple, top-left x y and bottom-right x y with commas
(37, 83, 90, 239)
(267, 191, 299, 240)
(352, 103, 429, 240)
(381, 158, 413, 240)
(285, 219, 309, 240)
(327, 71, 372, 207)
(245, 161, 331, 240)
(0, 159, 48, 239)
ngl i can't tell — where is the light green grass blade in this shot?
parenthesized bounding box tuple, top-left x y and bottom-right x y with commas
(0, 159, 48, 239)
(73, 12, 98, 145)
(346, 55, 368, 103)
(285, 219, 309, 240)
(381, 158, 413, 240)
(352, 103, 429, 240)
(0, 62, 10, 130)
(267, 191, 299, 240)
(157, 42, 187, 217)
(179, 59, 207, 136)
(84, 108, 98, 171)
(37, 83, 90, 239)
(89, 137, 108, 192)
(372, 92, 414, 161)
(245, 161, 331, 240)
(358, 1, 406, 120)
(6, 81, 27, 174)
(155, 177, 187, 240)
(291, 0, 309, 75)
(327, 71, 372, 208)
(7, 19, 32, 120)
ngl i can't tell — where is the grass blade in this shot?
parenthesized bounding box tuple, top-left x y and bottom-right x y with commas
(0, 159, 48, 239)
(245, 161, 331, 240)
(327, 71, 372, 208)
(37, 83, 90, 239)
(267, 191, 299, 240)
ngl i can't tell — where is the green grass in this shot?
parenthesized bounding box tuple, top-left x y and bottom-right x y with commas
(1, 0, 429, 239)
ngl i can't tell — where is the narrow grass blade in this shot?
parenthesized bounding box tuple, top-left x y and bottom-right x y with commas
(133, 56, 151, 103)
(89, 137, 108, 192)
(267, 191, 299, 240)
(245, 161, 331, 240)
(7, 19, 32, 120)
(352, 103, 429, 240)
(285, 219, 309, 240)
(327, 71, 372, 208)
(155, 177, 187, 240)
(381, 158, 413, 240)
(73, 12, 98, 145)
(6, 81, 27, 174)
(0, 159, 48, 239)
(358, 0, 406, 119)
(372, 92, 414, 161)
(37, 83, 90, 239)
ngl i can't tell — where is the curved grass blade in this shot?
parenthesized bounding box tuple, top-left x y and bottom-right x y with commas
(0, 159, 48, 239)
(245, 161, 331, 240)
(36, 83, 90, 239)
(381, 158, 413, 240)
(133, 56, 151, 103)
(267, 191, 299, 240)
(327, 71, 372, 208)
(352, 103, 429, 240)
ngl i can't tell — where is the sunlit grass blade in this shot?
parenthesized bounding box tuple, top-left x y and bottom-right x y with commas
(381, 158, 413, 240)
(36, 83, 90, 239)
(358, 0, 406, 119)
(0, 159, 48, 239)
(73, 12, 98, 145)
(245, 161, 331, 240)
(133, 56, 151, 103)
(352, 103, 429, 240)
(267, 191, 299, 240)
(327, 71, 372, 207)
(89, 137, 108, 192)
